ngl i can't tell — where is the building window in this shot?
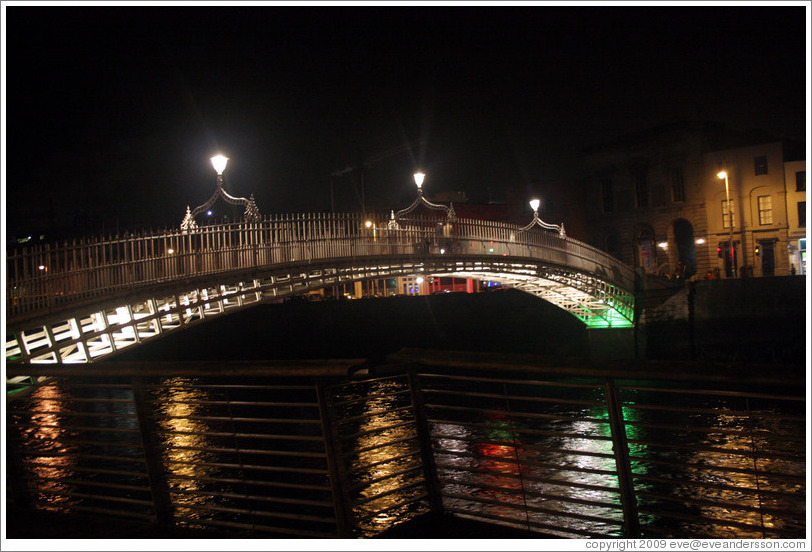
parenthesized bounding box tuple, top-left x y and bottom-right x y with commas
(757, 195, 773, 225)
(799, 201, 806, 228)
(671, 167, 685, 203)
(601, 178, 613, 213)
(754, 156, 768, 175)
(635, 171, 648, 208)
(722, 199, 735, 228)
(796, 171, 806, 192)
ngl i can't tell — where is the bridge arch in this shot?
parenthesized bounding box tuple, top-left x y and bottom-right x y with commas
(6, 213, 636, 370)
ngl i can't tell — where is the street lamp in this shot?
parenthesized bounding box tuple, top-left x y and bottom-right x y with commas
(389, 171, 456, 228)
(529, 198, 540, 214)
(521, 197, 565, 236)
(414, 172, 425, 193)
(717, 171, 737, 278)
(181, 154, 260, 231)
(211, 154, 229, 176)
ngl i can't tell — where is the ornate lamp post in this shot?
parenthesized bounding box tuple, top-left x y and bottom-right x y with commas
(521, 198, 566, 236)
(717, 171, 737, 278)
(181, 155, 260, 232)
(388, 172, 456, 229)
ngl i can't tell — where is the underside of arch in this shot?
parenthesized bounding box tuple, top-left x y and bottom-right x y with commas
(432, 270, 633, 328)
(6, 257, 633, 371)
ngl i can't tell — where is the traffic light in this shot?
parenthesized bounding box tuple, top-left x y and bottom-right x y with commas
(755, 244, 761, 256)
(717, 245, 723, 258)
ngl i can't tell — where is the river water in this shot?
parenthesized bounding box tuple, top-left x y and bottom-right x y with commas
(7, 370, 806, 539)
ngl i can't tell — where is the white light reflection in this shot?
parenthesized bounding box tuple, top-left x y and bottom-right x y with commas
(22, 383, 75, 510)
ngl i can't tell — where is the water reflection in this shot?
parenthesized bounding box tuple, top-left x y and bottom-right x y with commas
(432, 406, 625, 538)
(146, 377, 336, 536)
(621, 388, 806, 539)
(8, 379, 150, 518)
(424, 376, 804, 539)
(7, 374, 805, 539)
(331, 377, 429, 536)
(151, 377, 213, 515)
(18, 383, 75, 510)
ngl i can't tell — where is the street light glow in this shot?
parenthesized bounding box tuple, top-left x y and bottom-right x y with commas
(364, 220, 373, 229)
(211, 155, 229, 175)
(717, 168, 736, 277)
(413, 172, 425, 190)
(529, 198, 540, 212)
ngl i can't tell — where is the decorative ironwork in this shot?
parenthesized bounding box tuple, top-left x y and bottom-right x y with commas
(521, 200, 566, 237)
(392, 173, 456, 226)
(181, 161, 260, 231)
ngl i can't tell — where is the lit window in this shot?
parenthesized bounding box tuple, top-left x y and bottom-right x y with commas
(754, 156, 768, 175)
(671, 167, 685, 203)
(722, 199, 735, 228)
(757, 195, 773, 225)
(796, 171, 806, 192)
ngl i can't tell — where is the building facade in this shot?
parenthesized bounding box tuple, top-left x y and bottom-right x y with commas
(581, 122, 805, 280)
(581, 122, 712, 279)
(703, 142, 801, 278)
(784, 160, 807, 275)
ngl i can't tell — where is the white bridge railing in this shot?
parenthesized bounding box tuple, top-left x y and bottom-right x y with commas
(7, 212, 635, 321)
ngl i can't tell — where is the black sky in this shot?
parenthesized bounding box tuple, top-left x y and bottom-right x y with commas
(3, 4, 808, 237)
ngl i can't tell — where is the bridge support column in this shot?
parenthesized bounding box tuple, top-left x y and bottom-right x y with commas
(586, 328, 636, 360)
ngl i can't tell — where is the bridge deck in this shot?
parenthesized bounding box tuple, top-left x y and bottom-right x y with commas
(7, 213, 636, 366)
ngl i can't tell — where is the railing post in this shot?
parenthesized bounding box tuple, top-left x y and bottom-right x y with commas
(604, 379, 640, 537)
(407, 371, 444, 515)
(130, 377, 174, 526)
(315, 382, 355, 537)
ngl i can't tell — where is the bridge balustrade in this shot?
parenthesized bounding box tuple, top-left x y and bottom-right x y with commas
(6, 212, 634, 321)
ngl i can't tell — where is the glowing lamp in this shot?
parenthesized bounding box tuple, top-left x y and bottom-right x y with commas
(211, 155, 229, 176)
(658, 242, 668, 249)
(365, 220, 373, 229)
(529, 198, 540, 213)
(717, 171, 727, 180)
(415, 277, 424, 284)
(413, 172, 425, 190)
(696, 238, 706, 245)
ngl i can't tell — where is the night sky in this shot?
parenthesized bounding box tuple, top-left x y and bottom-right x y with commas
(3, 4, 808, 238)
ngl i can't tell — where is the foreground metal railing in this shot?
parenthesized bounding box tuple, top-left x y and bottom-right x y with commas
(415, 373, 805, 539)
(6, 364, 805, 539)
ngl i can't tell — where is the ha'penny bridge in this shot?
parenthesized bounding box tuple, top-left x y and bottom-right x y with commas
(5, 211, 635, 371)
(6, 161, 635, 374)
